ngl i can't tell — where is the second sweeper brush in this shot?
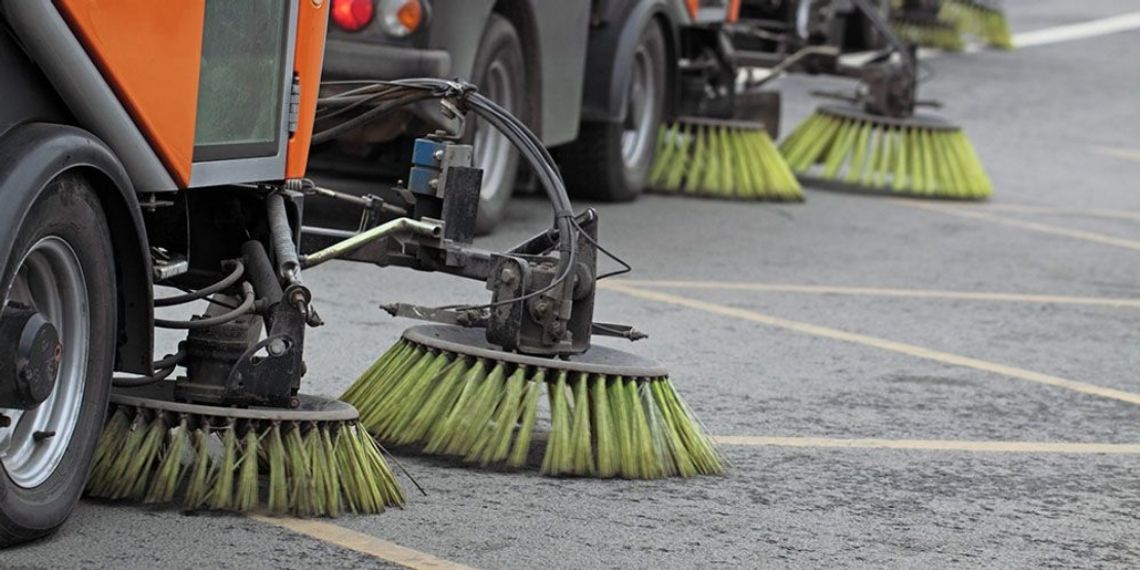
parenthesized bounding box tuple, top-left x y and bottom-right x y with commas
(939, 0, 1013, 50)
(780, 105, 992, 199)
(648, 118, 803, 201)
(342, 325, 725, 479)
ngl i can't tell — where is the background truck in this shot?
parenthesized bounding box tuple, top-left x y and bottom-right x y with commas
(308, 0, 743, 234)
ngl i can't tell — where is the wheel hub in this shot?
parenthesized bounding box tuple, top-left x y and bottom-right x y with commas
(1, 235, 90, 489)
(0, 307, 62, 409)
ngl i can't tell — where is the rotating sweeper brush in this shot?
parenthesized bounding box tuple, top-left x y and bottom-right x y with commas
(939, 0, 1012, 50)
(89, 385, 400, 515)
(647, 23, 802, 201)
(890, 0, 965, 52)
(344, 327, 722, 478)
(88, 235, 406, 517)
(649, 118, 802, 201)
(890, 0, 1012, 51)
(780, 0, 992, 199)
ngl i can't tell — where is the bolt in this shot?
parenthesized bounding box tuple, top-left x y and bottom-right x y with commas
(433, 149, 444, 162)
(289, 397, 301, 409)
(33, 430, 56, 442)
(534, 300, 550, 314)
(500, 267, 518, 285)
(267, 338, 289, 357)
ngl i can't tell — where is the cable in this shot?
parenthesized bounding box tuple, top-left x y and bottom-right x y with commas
(154, 261, 245, 307)
(155, 282, 255, 330)
(311, 78, 628, 312)
(112, 349, 186, 388)
(312, 91, 436, 144)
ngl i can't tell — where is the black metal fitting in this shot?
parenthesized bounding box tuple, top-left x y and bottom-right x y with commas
(860, 58, 918, 118)
(174, 240, 306, 408)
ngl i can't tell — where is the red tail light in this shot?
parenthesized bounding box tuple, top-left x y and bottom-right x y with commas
(332, 0, 374, 32)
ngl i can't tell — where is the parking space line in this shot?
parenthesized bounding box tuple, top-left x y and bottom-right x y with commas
(611, 280, 1140, 308)
(713, 435, 1140, 454)
(252, 515, 476, 570)
(979, 203, 1140, 221)
(898, 202, 1140, 253)
(1013, 12, 1140, 48)
(1092, 146, 1140, 163)
(600, 282, 1140, 406)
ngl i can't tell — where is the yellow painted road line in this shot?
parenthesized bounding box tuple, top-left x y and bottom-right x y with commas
(899, 202, 1140, 253)
(980, 203, 1140, 222)
(600, 282, 1140, 406)
(712, 435, 1140, 454)
(253, 515, 476, 570)
(611, 280, 1140, 308)
(1092, 146, 1140, 163)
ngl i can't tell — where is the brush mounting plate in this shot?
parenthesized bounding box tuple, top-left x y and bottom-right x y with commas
(403, 325, 669, 379)
(817, 105, 959, 132)
(111, 382, 358, 422)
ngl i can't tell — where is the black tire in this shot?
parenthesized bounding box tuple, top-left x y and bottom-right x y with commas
(468, 14, 526, 235)
(0, 175, 116, 547)
(558, 21, 667, 202)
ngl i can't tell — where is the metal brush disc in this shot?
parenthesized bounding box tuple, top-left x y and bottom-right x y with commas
(890, 14, 954, 27)
(402, 325, 670, 378)
(674, 116, 768, 133)
(110, 382, 359, 422)
(817, 105, 960, 132)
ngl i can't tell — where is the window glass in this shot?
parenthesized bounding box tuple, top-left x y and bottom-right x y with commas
(194, 0, 289, 160)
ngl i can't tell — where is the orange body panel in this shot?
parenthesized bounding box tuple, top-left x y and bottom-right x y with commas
(286, 0, 330, 178)
(56, 0, 205, 187)
(727, 0, 741, 22)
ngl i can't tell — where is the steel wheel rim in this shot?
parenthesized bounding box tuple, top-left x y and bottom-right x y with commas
(621, 44, 658, 169)
(0, 237, 90, 488)
(472, 59, 516, 201)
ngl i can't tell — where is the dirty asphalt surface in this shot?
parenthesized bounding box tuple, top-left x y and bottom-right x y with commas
(7, 2, 1140, 568)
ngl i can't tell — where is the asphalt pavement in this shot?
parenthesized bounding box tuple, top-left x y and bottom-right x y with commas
(6, 1, 1140, 568)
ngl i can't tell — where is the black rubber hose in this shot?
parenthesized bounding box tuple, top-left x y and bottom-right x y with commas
(111, 349, 187, 388)
(153, 261, 244, 307)
(240, 240, 284, 306)
(153, 282, 255, 330)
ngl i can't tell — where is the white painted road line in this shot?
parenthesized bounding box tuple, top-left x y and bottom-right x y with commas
(1014, 11, 1140, 48)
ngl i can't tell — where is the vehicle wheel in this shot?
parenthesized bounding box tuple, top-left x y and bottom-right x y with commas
(468, 14, 526, 235)
(557, 21, 667, 202)
(0, 174, 116, 547)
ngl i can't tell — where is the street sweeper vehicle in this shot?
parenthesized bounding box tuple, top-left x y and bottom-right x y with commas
(0, 0, 721, 547)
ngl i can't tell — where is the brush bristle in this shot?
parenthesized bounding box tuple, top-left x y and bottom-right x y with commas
(890, 19, 966, 51)
(940, 0, 1013, 49)
(86, 406, 405, 516)
(649, 122, 803, 201)
(780, 109, 992, 199)
(341, 339, 726, 479)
